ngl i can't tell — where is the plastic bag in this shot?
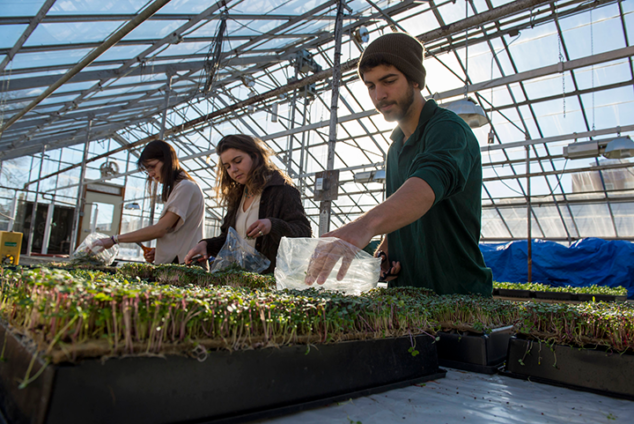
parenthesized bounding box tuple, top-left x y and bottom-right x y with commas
(71, 232, 119, 266)
(275, 237, 380, 295)
(210, 227, 271, 274)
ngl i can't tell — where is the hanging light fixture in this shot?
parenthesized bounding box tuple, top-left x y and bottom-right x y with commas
(444, 0, 487, 129)
(443, 97, 487, 128)
(603, 136, 634, 159)
(563, 136, 634, 160)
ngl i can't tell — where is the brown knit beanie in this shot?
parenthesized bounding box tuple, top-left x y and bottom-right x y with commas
(358, 33, 426, 90)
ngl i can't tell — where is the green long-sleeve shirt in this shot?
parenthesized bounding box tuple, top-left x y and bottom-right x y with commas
(386, 99, 492, 296)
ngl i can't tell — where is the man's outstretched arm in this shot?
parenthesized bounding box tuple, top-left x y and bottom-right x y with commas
(305, 177, 436, 285)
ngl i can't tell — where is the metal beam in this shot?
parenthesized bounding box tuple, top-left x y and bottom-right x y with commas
(0, 34, 326, 56)
(439, 45, 634, 100)
(319, 0, 344, 235)
(1, 56, 283, 92)
(0, 13, 363, 25)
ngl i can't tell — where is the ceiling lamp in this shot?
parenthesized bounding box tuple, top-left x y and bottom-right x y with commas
(353, 26, 369, 44)
(354, 169, 386, 183)
(563, 136, 634, 160)
(124, 202, 141, 210)
(603, 136, 634, 159)
(443, 98, 487, 128)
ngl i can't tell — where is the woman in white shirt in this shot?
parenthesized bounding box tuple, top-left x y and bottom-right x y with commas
(94, 140, 205, 264)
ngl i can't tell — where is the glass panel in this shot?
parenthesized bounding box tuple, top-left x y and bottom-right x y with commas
(0, 25, 27, 49)
(560, 5, 625, 60)
(159, 0, 220, 14)
(49, 0, 148, 15)
(507, 23, 560, 73)
(612, 202, 634, 237)
(569, 203, 616, 238)
(24, 22, 123, 46)
(98, 45, 147, 61)
(481, 207, 511, 238)
(532, 205, 568, 238)
(0, 0, 46, 17)
(123, 20, 187, 40)
(10, 49, 92, 69)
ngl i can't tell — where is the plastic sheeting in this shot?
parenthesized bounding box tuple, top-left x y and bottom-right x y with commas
(262, 370, 634, 424)
(480, 238, 634, 299)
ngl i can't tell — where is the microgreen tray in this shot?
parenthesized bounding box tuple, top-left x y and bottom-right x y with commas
(503, 337, 634, 400)
(0, 322, 444, 424)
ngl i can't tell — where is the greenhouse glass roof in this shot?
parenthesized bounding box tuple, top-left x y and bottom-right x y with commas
(0, 0, 633, 243)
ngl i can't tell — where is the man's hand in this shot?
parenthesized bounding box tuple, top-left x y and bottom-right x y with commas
(305, 220, 375, 286)
(143, 247, 156, 263)
(184, 241, 208, 264)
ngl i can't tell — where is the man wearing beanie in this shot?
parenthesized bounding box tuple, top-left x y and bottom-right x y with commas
(306, 33, 492, 296)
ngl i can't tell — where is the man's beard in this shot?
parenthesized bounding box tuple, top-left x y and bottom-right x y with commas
(376, 84, 415, 122)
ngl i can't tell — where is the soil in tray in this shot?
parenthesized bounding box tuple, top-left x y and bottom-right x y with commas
(0, 323, 443, 424)
(437, 327, 512, 374)
(505, 337, 634, 399)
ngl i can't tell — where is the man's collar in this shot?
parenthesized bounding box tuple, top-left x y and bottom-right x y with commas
(390, 99, 439, 144)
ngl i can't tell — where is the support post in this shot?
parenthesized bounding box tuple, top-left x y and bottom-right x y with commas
(286, 67, 299, 176)
(70, 119, 93, 252)
(318, 0, 344, 236)
(26, 144, 46, 256)
(7, 190, 18, 232)
(298, 96, 310, 196)
(159, 74, 173, 140)
(41, 199, 55, 255)
(526, 146, 532, 283)
(149, 75, 172, 229)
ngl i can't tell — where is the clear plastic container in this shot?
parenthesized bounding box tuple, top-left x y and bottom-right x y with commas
(274, 237, 380, 295)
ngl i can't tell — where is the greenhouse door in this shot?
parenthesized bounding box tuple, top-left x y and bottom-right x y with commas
(77, 183, 124, 247)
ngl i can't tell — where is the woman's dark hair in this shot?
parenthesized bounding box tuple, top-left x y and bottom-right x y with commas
(215, 134, 291, 207)
(138, 140, 193, 202)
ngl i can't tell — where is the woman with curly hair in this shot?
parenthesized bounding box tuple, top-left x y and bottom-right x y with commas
(184, 134, 311, 273)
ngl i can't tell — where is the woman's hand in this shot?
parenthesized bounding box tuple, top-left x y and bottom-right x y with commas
(246, 219, 272, 239)
(144, 248, 156, 263)
(375, 249, 401, 282)
(184, 241, 208, 264)
(92, 237, 114, 250)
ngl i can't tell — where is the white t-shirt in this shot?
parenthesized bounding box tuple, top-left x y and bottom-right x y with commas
(235, 192, 261, 249)
(155, 179, 205, 264)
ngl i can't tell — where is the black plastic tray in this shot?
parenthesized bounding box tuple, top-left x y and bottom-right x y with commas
(503, 337, 634, 400)
(0, 323, 444, 424)
(575, 293, 627, 302)
(496, 288, 532, 298)
(437, 326, 513, 374)
(533, 291, 573, 301)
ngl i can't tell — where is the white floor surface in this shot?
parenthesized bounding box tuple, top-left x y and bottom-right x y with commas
(259, 369, 634, 424)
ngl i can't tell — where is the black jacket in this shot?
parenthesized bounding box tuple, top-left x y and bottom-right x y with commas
(204, 171, 312, 273)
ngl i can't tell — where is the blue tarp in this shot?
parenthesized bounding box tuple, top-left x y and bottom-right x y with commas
(480, 238, 634, 299)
